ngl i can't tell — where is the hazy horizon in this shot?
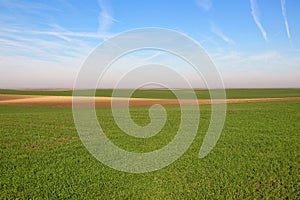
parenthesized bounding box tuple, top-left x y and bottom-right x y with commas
(1, 86, 300, 91)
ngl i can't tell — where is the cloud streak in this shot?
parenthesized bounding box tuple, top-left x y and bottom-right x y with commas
(210, 22, 235, 45)
(0, 0, 120, 88)
(2, 27, 109, 40)
(250, 0, 268, 41)
(281, 0, 291, 39)
(97, 0, 118, 36)
(195, 0, 212, 11)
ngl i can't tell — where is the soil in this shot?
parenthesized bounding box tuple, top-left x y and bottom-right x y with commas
(0, 94, 299, 108)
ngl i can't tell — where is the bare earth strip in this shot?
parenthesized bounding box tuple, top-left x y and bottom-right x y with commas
(0, 94, 299, 108)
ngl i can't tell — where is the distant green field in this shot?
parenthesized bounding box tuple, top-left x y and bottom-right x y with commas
(1, 100, 299, 199)
(0, 88, 299, 99)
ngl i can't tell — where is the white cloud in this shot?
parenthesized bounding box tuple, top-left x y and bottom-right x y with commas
(0, 0, 120, 88)
(281, 0, 291, 39)
(210, 22, 235, 45)
(0, 28, 93, 63)
(195, 0, 212, 11)
(97, 0, 118, 36)
(250, 0, 268, 41)
(199, 34, 219, 47)
(241, 51, 281, 62)
(1, 27, 109, 40)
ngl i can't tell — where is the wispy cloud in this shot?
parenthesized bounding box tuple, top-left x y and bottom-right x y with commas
(214, 50, 282, 64)
(2, 27, 109, 40)
(250, 0, 268, 41)
(0, 0, 117, 63)
(212, 50, 300, 88)
(0, 26, 96, 58)
(195, 0, 212, 11)
(281, 0, 291, 39)
(210, 22, 235, 45)
(241, 51, 281, 62)
(97, 0, 118, 36)
(200, 34, 219, 46)
(0, 0, 121, 88)
(138, 51, 164, 63)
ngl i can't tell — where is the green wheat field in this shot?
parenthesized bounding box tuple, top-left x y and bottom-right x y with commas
(0, 89, 299, 199)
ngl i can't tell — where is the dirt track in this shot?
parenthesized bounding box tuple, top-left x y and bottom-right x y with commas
(0, 94, 299, 108)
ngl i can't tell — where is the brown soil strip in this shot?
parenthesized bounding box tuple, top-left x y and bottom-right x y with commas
(0, 94, 42, 101)
(0, 94, 299, 108)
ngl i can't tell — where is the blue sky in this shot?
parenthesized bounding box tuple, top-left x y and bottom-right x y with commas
(0, 0, 299, 88)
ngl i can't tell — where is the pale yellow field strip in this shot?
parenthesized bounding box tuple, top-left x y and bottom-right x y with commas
(0, 94, 299, 108)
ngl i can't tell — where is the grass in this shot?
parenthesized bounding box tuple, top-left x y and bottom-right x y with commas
(0, 88, 299, 99)
(1, 100, 299, 199)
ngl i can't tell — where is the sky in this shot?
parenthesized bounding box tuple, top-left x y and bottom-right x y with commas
(0, 0, 299, 88)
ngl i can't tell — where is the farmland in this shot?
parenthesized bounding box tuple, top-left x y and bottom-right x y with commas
(1, 88, 300, 99)
(0, 89, 300, 199)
